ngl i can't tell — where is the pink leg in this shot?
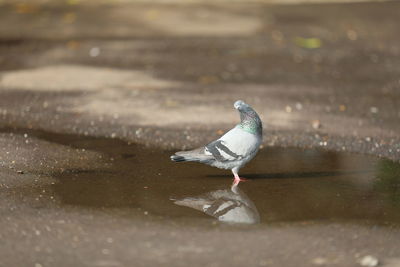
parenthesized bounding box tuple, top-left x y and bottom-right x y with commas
(233, 172, 241, 183)
(232, 169, 247, 184)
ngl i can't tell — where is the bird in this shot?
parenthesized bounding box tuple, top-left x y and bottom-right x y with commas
(173, 183, 260, 224)
(170, 100, 262, 184)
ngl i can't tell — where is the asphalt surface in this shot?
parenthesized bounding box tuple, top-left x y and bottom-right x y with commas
(0, 1, 400, 266)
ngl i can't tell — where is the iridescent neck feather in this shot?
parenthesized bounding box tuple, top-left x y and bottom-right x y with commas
(237, 107, 262, 135)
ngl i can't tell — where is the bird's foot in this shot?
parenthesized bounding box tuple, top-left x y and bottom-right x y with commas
(233, 177, 247, 186)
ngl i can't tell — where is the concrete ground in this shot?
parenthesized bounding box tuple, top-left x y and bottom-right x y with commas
(0, 0, 400, 266)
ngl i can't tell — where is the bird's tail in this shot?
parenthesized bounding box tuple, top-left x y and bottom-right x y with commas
(170, 154, 189, 162)
(170, 152, 200, 162)
(170, 148, 212, 163)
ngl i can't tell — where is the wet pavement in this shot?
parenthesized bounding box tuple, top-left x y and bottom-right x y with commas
(1, 128, 400, 266)
(1, 0, 400, 266)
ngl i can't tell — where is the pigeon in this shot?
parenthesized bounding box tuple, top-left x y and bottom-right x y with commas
(170, 100, 262, 183)
(173, 183, 260, 224)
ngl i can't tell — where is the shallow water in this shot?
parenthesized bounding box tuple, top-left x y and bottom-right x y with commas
(11, 129, 400, 225)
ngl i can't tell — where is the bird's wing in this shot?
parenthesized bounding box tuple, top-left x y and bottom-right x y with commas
(205, 127, 260, 162)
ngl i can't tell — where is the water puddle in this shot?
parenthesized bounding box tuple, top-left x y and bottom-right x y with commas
(8, 129, 400, 225)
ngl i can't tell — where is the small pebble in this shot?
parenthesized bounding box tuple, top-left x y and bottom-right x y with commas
(347, 29, 358, 40)
(312, 120, 321, 129)
(312, 257, 327, 265)
(89, 47, 100, 57)
(359, 255, 379, 267)
(370, 107, 379, 114)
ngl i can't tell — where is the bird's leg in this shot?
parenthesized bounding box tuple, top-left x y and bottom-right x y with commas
(233, 172, 241, 182)
(232, 168, 247, 183)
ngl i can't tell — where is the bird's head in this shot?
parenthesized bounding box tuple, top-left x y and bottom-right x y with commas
(234, 100, 250, 111)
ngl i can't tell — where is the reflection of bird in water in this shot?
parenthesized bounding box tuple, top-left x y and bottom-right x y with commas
(173, 183, 260, 224)
(170, 100, 262, 183)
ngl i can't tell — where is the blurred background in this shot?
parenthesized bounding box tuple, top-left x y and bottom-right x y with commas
(1, 0, 400, 266)
(0, 0, 399, 159)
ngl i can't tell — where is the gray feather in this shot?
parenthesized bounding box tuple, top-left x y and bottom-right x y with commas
(205, 140, 241, 162)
